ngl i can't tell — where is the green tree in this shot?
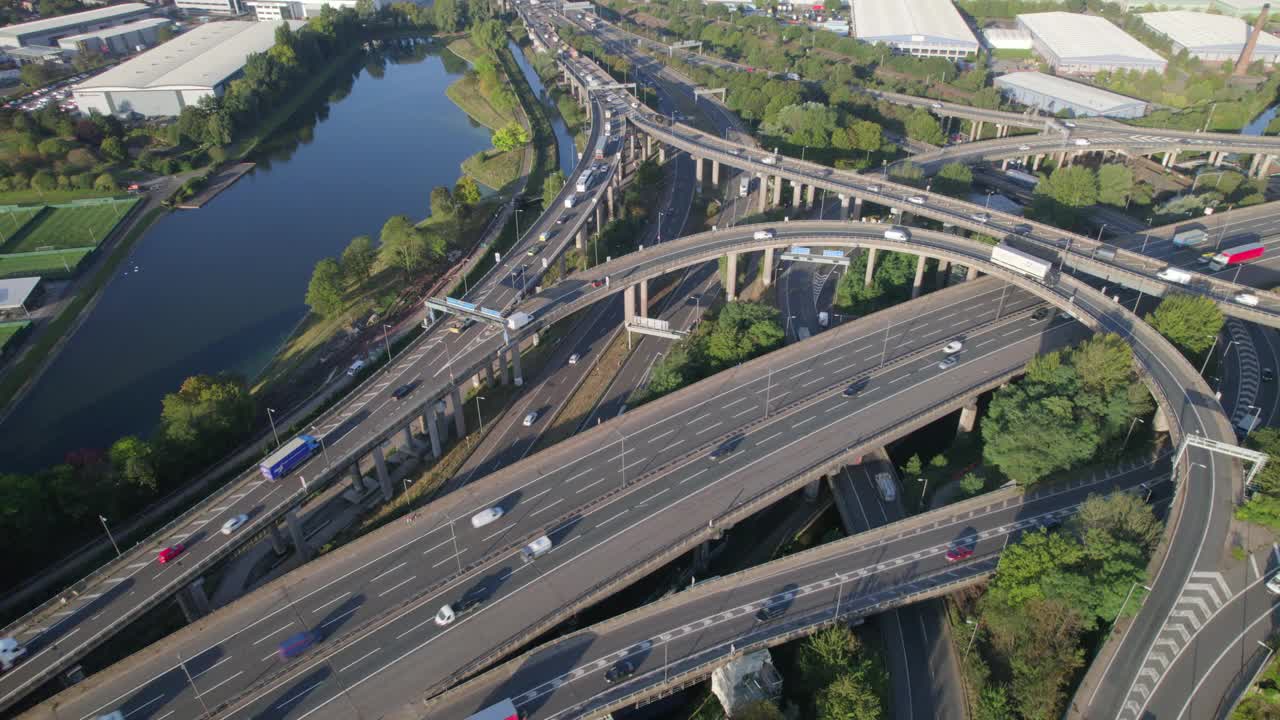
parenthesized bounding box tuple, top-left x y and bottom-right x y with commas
(1146, 293, 1223, 357)
(472, 19, 506, 54)
(430, 185, 456, 218)
(1097, 164, 1134, 207)
(305, 258, 345, 317)
(1029, 165, 1098, 226)
(816, 672, 885, 720)
(1246, 428, 1280, 496)
(454, 176, 482, 205)
(796, 624, 864, 695)
(904, 108, 945, 145)
(99, 136, 126, 162)
(341, 235, 376, 280)
(736, 700, 784, 720)
(960, 472, 985, 496)
(543, 170, 566, 208)
(935, 162, 973, 197)
(159, 374, 255, 463)
(703, 302, 784, 370)
(380, 215, 428, 275)
(109, 436, 157, 492)
(492, 122, 530, 152)
(434, 0, 461, 32)
(93, 172, 118, 192)
(976, 685, 1016, 720)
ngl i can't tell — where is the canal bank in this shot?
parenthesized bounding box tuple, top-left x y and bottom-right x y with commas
(0, 38, 493, 471)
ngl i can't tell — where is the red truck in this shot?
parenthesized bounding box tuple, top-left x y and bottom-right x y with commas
(1209, 242, 1264, 271)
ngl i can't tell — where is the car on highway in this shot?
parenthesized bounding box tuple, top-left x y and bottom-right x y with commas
(347, 359, 367, 375)
(521, 535, 553, 563)
(970, 212, 990, 223)
(526, 248, 537, 256)
(523, 411, 540, 426)
(1268, 573, 1280, 595)
(842, 378, 869, 397)
(728, 147, 741, 156)
(930, 102, 943, 109)
(221, 514, 248, 535)
(556, 216, 568, 225)
(946, 544, 975, 562)
(278, 631, 318, 659)
(756, 603, 786, 622)
(1031, 307, 1050, 321)
(1062, 121, 1077, 129)
(568, 352, 580, 365)
(1265, 369, 1275, 383)
(592, 279, 604, 288)
(1018, 144, 1031, 151)
(605, 660, 636, 683)
(392, 383, 413, 400)
(907, 195, 925, 205)
(942, 340, 964, 354)
(435, 585, 491, 626)
(938, 355, 959, 371)
(471, 506, 504, 528)
(762, 155, 778, 165)
(156, 544, 185, 564)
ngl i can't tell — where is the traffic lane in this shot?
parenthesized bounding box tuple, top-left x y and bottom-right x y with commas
(1139, 563, 1280, 720)
(431, 459, 1165, 720)
(1250, 323, 1280, 428)
(216, 303, 1088, 720)
(42, 279, 1043, 718)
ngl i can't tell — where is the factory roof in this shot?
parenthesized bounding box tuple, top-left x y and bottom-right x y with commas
(853, 0, 979, 48)
(59, 17, 172, 44)
(994, 71, 1148, 113)
(0, 4, 151, 39)
(1139, 11, 1280, 52)
(1018, 12, 1166, 64)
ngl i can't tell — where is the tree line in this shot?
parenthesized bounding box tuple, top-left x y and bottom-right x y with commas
(643, 302, 785, 403)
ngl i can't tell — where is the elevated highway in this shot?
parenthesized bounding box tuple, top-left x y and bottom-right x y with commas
(27, 220, 1230, 720)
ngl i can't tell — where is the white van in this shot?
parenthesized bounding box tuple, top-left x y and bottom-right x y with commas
(872, 472, 897, 502)
(471, 507, 504, 528)
(1235, 293, 1260, 307)
(753, 229, 776, 240)
(884, 227, 910, 242)
(521, 535, 553, 563)
(564, 193, 577, 209)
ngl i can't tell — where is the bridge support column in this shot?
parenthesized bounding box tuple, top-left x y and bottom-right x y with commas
(957, 399, 979, 437)
(623, 283, 636, 324)
(852, 196, 863, 220)
(806, 184, 816, 207)
(499, 349, 512, 386)
(804, 478, 822, 502)
(758, 174, 768, 212)
(864, 247, 877, 287)
(911, 255, 927, 299)
(936, 260, 951, 288)
(692, 539, 712, 574)
(510, 346, 524, 387)
(1249, 153, 1262, 177)
(726, 252, 738, 301)
(270, 524, 288, 555)
(970, 120, 982, 141)
(646, 135, 653, 158)
(791, 181, 802, 207)
(372, 446, 392, 501)
(659, 146, 667, 164)
(772, 174, 782, 207)
(347, 465, 363, 494)
(286, 508, 313, 561)
(639, 279, 649, 318)
(607, 185, 616, 221)
(839, 194, 849, 220)
(576, 226, 586, 250)
(628, 132, 635, 162)
(1154, 410, 1170, 435)
(398, 425, 413, 452)
(176, 578, 211, 623)
(694, 155, 703, 184)
(451, 387, 466, 436)
(1260, 154, 1274, 178)
(425, 405, 442, 458)
(763, 247, 775, 287)
(711, 160, 720, 186)
(596, 203, 605, 232)
(1000, 158, 1010, 171)
(483, 357, 495, 386)
(966, 265, 979, 281)
(1032, 154, 1043, 171)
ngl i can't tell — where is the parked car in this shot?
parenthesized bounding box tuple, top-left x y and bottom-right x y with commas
(156, 544, 185, 564)
(221, 514, 248, 535)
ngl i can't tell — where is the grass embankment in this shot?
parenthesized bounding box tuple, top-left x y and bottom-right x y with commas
(447, 72, 515, 130)
(0, 321, 29, 351)
(462, 147, 524, 190)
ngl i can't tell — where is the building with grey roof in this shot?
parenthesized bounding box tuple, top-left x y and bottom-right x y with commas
(0, 3, 153, 48)
(56, 17, 171, 56)
(853, 0, 979, 58)
(1140, 11, 1280, 63)
(1017, 12, 1167, 73)
(994, 71, 1149, 118)
(71, 20, 303, 117)
(1211, 0, 1267, 16)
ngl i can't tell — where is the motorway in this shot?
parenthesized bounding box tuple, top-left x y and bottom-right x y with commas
(425, 456, 1169, 720)
(1109, 202, 1280, 289)
(0, 75, 617, 715)
(28, 271, 1077, 720)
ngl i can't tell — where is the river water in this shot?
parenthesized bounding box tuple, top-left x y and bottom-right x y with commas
(508, 39, 578, 179)
(1, 39, 494, 471)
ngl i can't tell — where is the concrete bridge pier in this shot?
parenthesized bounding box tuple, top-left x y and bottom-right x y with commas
(935, 260, 951, 288)
(286, 508, 313, 560)
(628, 133, 635, 162)
(806, 184, 816, 208)
(659, 146, 667, 164)
(510, 346, 524, 387)
(623, 283, 636, 324)
(497, 349, 510, 386)
(762, 247, 775, 287)
(576, 226, 586, 250)
(424, 404, 442, 458)
(1259, 154, 1274, 178)
(451, 386, 466, 437)
(372, 446, 392, 501)
(803, 478, 821, 502)
(646, 135, 654, 158)
(839, 194, 849, 220)
(966, 265, 979, 281)
(911, 255, 927, 298)
(397, 425, 413, 453)
(639, 279, 649, 318)
(757, 174, 768, 213)
(692, 539, 712, 574)
(176, 578, 212, 623)
(596, 203, 605, 232)
(483, 357, 495, 387)
(711, 159, 720, 186)
(772, 174, 782, 207)
(269, 525, 288, 556)
(347, 465, 364, 494)
(864, 247, 878, 287)
(607, 184, 616, 221)
(694, 155, 703, 184)
(969, 120, 983, 141)
(957, 399, 979, 436)
(791, 181, 802, 207)
(1032, 154, 1043, 171)
(1000, 158, 1010, 171)
(726, 252, 739, 301)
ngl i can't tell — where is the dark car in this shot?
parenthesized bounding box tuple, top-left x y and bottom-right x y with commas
(756, 604, 785, 622)
(842, 378, 870, 397)
(1031, 307, 1050, 321)
(1265, 368, 1275, 383)
(710, 436, 742, 461)
(604, 660, 636, 684)
(392, 384, 413, 400)
(945, 545, 975, 563)
(277, 631, 318, 659)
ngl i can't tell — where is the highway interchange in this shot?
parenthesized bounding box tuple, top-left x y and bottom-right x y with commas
(9, 7, 1278, 719)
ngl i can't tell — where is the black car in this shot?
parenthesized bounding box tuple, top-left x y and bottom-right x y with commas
(1031, 307, 1050, 321)
(842, 378, 869, 397)
(457, 583, 492, 613)
(1266, 369, 1275, 383)
(604, 661, 636, 684)
(710, 436, 742, 461)
(392, 384, 413, 400)
(756, 604, 785, 622)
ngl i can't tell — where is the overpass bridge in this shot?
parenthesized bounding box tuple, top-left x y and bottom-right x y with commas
(26, 220, 1231, 720)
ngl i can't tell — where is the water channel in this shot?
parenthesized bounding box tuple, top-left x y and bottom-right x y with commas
(508, 40, 578, 182)
(1, 39, 496, 471)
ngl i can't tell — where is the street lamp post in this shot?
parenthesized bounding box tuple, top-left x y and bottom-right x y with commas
(1121, 417, 1144, 454)
(267, 408, 281, 449)
(312, 425, 331, 467)
(99, 515, 120, 557)
(1246, 405, 1263, 438)
(176, 651, 214, 719)
(382, 324, 393, 361)
(918, 476, 928, 506)
(475, 395, 487, 434)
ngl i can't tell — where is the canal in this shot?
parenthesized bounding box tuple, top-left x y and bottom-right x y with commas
(508, 39, 578, 180)
(1, 39, 494, 471)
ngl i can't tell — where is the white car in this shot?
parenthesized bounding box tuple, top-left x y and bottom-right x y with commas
(907, 196, 926, 205)
(942, 340, 963, 354)
(470, 506, 504, 528)
(938, 355, 959, 371)
(1018, 144, 1031, 151)
(523, 411, 539, 427)
(970, 212, 990, 223)
(434, 605, 456, 626)
(521, 535, 553, 563)
(568, 353, 580, 365)
(761, 155, 778, 166)
(221, 514, 248, 535)
(1268, 573, 1280, 595)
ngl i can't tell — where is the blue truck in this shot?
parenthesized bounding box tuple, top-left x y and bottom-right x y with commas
(259, 435, 320, 480)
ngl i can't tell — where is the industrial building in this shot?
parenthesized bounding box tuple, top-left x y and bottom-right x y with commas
(1140, 11, 1280, 63)
(246, 0, 385, 21)
(56, 17, 171, 56)
(72, 20, 303, 117)
(994, 71, 1149, 118)
(1212, 0, 1268, 16)
(1017, 12, 1167, 73)
(0, 3, 153, 48)
(853, 0, 979, 58)
(981, 27, 1032, 50)
(174, 0, 246, 16)
(0, 277, 42, 319)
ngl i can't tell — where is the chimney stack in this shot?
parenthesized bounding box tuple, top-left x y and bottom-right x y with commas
(1234, 3, 1271, 76)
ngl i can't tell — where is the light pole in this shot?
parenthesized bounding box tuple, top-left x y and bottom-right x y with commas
(657, 210, 664, 243)
(617, 428, 628, 488)
(1121, 417, 1144, 454)
(514, 208, 523, 242)
(984, 190, 994, 209)
(764, 366, 773, 420)
(99, 515, 120, 557)
(880, 318, 893, 366)
(475, 395, 487, 434)
(312, 425, 331, 467)
(964, 618, 980, 659)
(1246, 405, 1262, 438)
(918, 476, 928, 506)
(1095, 223, 1108, 242)
(382, 324, 393, 361)
(176, 650, 214, 719)
(267, 408, 281, 449)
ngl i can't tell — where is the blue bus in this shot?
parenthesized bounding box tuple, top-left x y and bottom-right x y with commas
(259, 435, 320, 480)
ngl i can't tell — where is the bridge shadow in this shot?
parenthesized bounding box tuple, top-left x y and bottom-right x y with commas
(253, 665, 331, 720)
(314, 593, 366, 641)
(27, 577, 136, 652)
(105, 645, 226, 720)
(473, 632, 598, 719)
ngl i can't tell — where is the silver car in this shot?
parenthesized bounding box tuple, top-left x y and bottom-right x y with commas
(938, 355, 959, 371)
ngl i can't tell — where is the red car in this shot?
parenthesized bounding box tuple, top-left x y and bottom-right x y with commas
(591, 279, 604, 288)
(157, 544, 186, 564)
(945, 545, 974, 563)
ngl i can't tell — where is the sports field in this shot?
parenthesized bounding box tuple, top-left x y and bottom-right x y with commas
(0, 247, 94, 278)
(5, 199, 137, 254)
(0, 207, 43, 245)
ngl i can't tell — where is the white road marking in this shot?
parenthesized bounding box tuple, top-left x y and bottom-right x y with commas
(370, 562, 408, 584)
(311, 593, 352, 614)
(251, 623, 294, 646)
(378, 576, 417, 598)
(338, 648, 381, 673)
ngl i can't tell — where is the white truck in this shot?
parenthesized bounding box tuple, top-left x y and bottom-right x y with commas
(753, 229, 776, 240)
(1172, 228, 1208, 247)
(990, 242, 1054, 282)
(1157, 267, 1192, 284)
(883, 227, 910, 241)
(506, 311, 534, 330)
(564, 193, 577, 209)
(818, 311, 829, 327)
(0, 637, 26, 672)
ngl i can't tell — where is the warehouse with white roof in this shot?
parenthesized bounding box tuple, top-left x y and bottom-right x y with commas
(994, 71, 1149, 118)
(56, 18, 171, 56)
(853, 0, 979, 58)
(1017, 12, 1167, 73)
(0, 3, 153, 48)
(72, 20, 303, 117)
(1140, 11, 1280, 63)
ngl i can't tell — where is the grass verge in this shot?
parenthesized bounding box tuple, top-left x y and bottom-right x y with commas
(462, 147, 524, 190)
(532, 323, 629, 453)
(446, 72, 516, 131)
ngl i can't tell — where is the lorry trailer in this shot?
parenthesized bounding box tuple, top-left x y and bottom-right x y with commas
(259, 435, 321, 480)
(1209, 242, 1264, 271)
(990, 242, 1054, 283)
